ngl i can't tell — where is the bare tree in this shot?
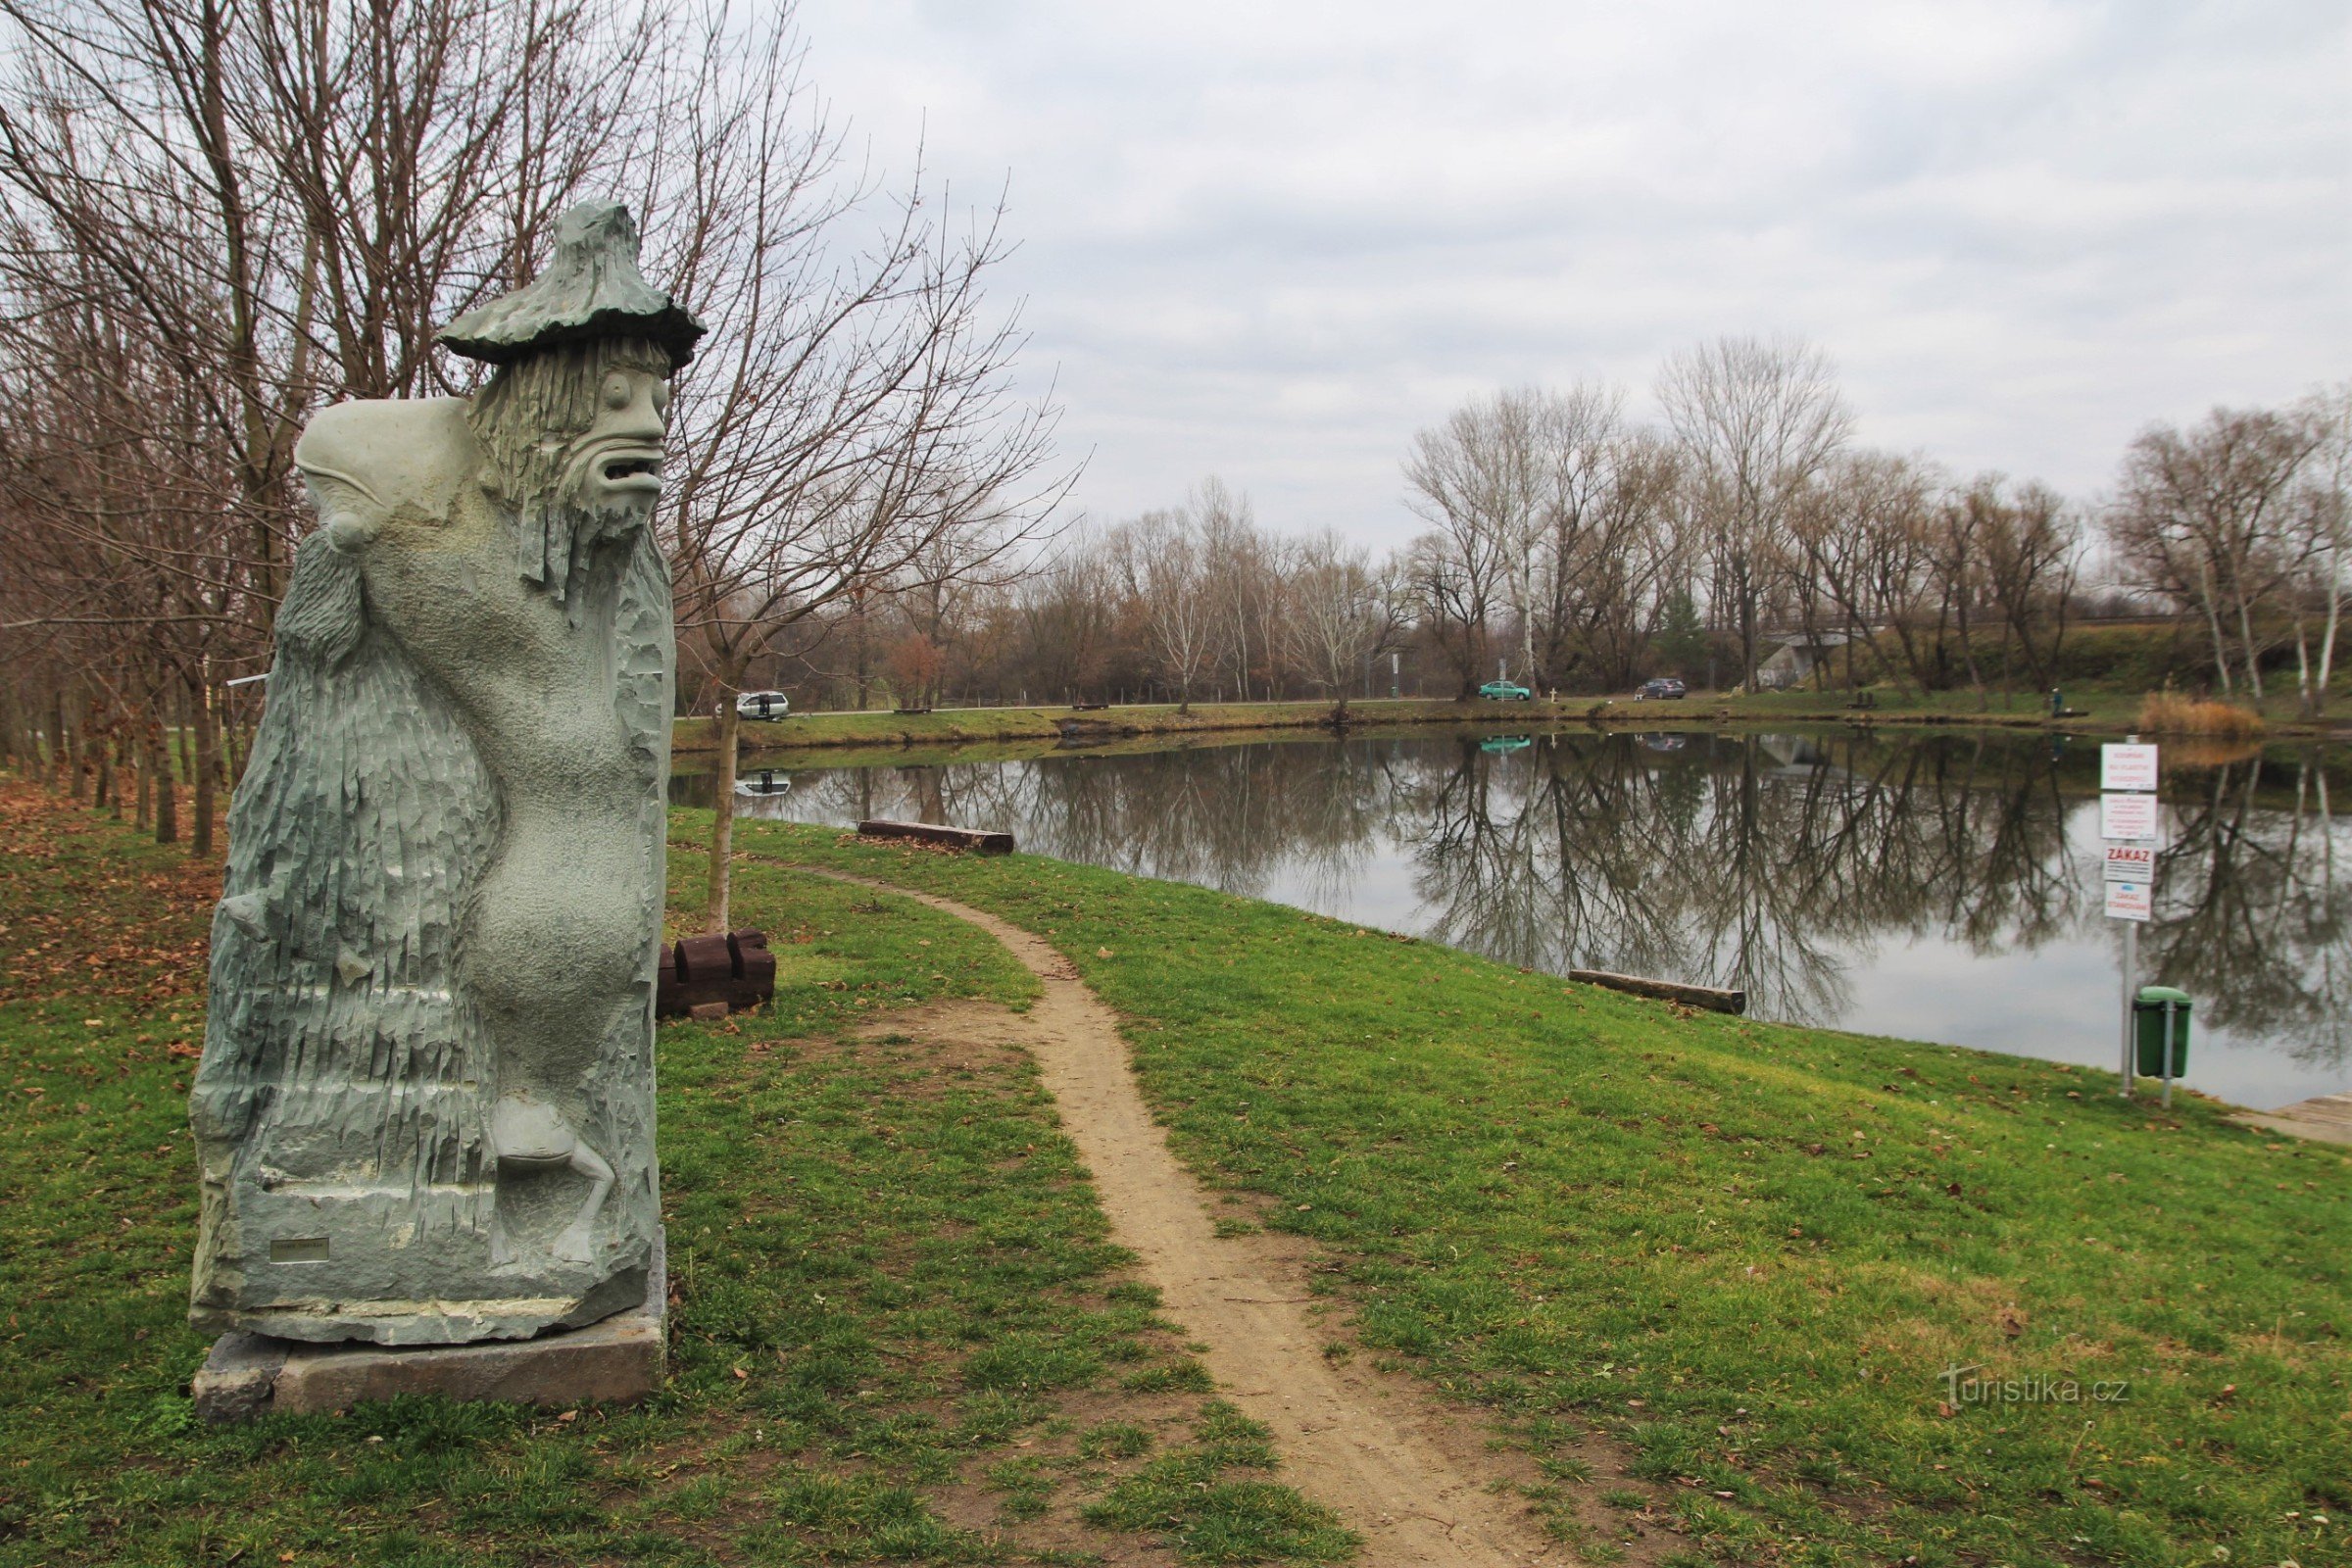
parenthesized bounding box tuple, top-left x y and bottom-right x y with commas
(1188, 477, 1270, 702)
(1787, 451, 1943, 694)
(1976, 478, 2082, 694)
(2287, 383, 2350, 718)
(1536, 424, 1687, 691)
(1656, 336, 1851, 691)
(1282, 532, 1400, 715)
(2108, 404, 2328, 700)
(0, 0, 662, 856)
(565, 10, 1070, 931)
(1116, 510, 1218, 713)
(1403, 388, 1548, 687)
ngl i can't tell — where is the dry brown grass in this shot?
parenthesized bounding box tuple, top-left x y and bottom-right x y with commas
(2137, 690, 2266, 739)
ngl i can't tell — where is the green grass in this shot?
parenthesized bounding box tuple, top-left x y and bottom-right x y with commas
(8, 769, 2345, 1566)
(0, 780, 1347, 1565)
(734, 815, 2352, 1568)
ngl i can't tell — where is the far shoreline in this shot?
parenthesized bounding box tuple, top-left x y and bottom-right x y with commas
(674, 690, 2352, 759)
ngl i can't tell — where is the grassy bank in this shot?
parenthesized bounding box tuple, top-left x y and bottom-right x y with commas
(0, 780, 1349, 1566)
(4, 776, 2344, 1566)
(679, 687, 2345, 762)
(734, 817, 2352, 1568)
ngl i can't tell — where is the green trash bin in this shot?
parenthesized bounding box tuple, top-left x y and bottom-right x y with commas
(2132, 987, 2192, 1078)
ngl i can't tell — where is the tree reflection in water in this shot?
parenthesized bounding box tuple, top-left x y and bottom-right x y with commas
(688, 729, 2350, 1076)
(2151, 750, 2347, 1066)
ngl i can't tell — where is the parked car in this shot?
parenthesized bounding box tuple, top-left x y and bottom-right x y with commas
(1478, 680, 1532, 702)
(1639, 677, 1688, 701)
(735, 690, 791, 721)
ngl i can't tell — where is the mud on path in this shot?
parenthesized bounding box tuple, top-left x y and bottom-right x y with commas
(796, 867, 1612, 1567)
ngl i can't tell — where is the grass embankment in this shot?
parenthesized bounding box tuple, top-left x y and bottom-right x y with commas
(0, 779, 1350, 1567)
(739, 818, 2352, 1568)
(4, 777, 2345, 1567)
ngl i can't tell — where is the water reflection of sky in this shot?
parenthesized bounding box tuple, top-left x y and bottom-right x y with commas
(688, 729, 2351, 1109)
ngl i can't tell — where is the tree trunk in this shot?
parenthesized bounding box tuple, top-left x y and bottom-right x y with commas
(704, 689, 741, 934)
(133, 714, 153, 830)
(2235, 594, 2266, 703)
(190, 677, 218, 859)
(854, 612, 872, 711)
(93, 716, 116, 813)
(48, 693, 67, 792)
(174, 697, 196, 805)
(153, 717, 178, 846)
(1952, 585, 1987, 712)
(2197, 562, 2233, 694)
(2316, 546, 2342, 719)
(64, 694, 86, 802)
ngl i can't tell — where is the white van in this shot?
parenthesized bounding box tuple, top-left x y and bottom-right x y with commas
(735, 690, 791, 721)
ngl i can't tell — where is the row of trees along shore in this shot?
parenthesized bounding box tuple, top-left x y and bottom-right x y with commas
(0, 0, 2343, 922)
(0, 0, 1066, 929)
(720, 353, 2348, 723)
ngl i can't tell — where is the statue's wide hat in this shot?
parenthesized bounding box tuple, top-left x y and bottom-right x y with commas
(437, 200, 705, 369)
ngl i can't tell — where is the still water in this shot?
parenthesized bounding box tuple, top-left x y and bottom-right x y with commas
(679, 727, 2351, 1109)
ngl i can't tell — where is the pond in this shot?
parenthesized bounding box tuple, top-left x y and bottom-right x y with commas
(676, 725, 2352, 1109)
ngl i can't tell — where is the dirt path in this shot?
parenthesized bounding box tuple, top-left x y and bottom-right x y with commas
(797, 867, 1580, 1566)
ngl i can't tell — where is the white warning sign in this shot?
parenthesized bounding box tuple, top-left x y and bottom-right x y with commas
(2101, 743, 2160, 793)
(2100, 793, 2159, 842)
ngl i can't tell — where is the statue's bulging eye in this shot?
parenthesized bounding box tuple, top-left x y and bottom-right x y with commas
(603, 375, 631, 411)
(652, 383, 670, 417)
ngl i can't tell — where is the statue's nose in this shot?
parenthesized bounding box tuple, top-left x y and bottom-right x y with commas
(613, 386, 666, 442)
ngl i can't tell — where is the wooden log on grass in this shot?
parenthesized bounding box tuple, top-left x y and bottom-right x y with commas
(858, 818, 1015, 855)
(1569, 968, 1746, 1014)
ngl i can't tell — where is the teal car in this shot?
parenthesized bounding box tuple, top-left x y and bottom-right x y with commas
(1478, 680, 1532, 701)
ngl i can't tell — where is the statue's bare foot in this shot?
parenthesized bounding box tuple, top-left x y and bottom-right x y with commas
(550, 1223, 597, 1264)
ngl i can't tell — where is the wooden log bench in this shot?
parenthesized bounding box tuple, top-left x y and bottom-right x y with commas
(657, 929, 776, 1018)
(857, 818, 1015, 855)
(1569, 968, 1746, 1014)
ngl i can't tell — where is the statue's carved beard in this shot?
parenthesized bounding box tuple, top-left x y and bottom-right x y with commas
(466, 337, 670, 604)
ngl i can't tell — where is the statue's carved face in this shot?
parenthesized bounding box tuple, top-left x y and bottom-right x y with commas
(560, 367, 671, 521)
(466, 338, 676, 596)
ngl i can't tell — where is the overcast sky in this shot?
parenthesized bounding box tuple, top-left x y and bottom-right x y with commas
(788, 0, 2349, 552)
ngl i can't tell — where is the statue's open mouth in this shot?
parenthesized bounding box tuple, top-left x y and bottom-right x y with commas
(592, 446, 664, 496)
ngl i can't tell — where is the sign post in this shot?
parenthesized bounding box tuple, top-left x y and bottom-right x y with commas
(2100, 739, 2159, 1096)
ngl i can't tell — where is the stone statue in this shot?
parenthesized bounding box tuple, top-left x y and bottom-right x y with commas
(189, 202, 703, 1346)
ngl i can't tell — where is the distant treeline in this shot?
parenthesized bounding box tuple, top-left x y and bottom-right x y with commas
(703, 353, 2350, 719)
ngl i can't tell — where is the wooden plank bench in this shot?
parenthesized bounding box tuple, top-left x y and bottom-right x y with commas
(857, 818, 1015, 855)
(1569, 968, 1746, 1014)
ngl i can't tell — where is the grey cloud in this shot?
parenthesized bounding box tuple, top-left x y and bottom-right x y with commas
(791, 0, 2349, 547)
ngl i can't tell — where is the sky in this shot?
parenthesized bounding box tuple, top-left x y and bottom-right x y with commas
(785, 0, 2350, 553)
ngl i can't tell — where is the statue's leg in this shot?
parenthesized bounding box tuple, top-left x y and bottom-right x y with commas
(549, 1139, 614, 1263)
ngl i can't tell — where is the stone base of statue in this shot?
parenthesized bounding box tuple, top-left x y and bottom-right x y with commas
(190, 1232, 665, 1423)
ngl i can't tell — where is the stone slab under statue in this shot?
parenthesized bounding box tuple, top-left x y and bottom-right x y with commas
(186, 201, 700, 1412)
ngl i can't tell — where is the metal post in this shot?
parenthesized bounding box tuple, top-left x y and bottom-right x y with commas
(2120, 921, 2136, 1097)
(2161, 1001, 2177, 1109)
